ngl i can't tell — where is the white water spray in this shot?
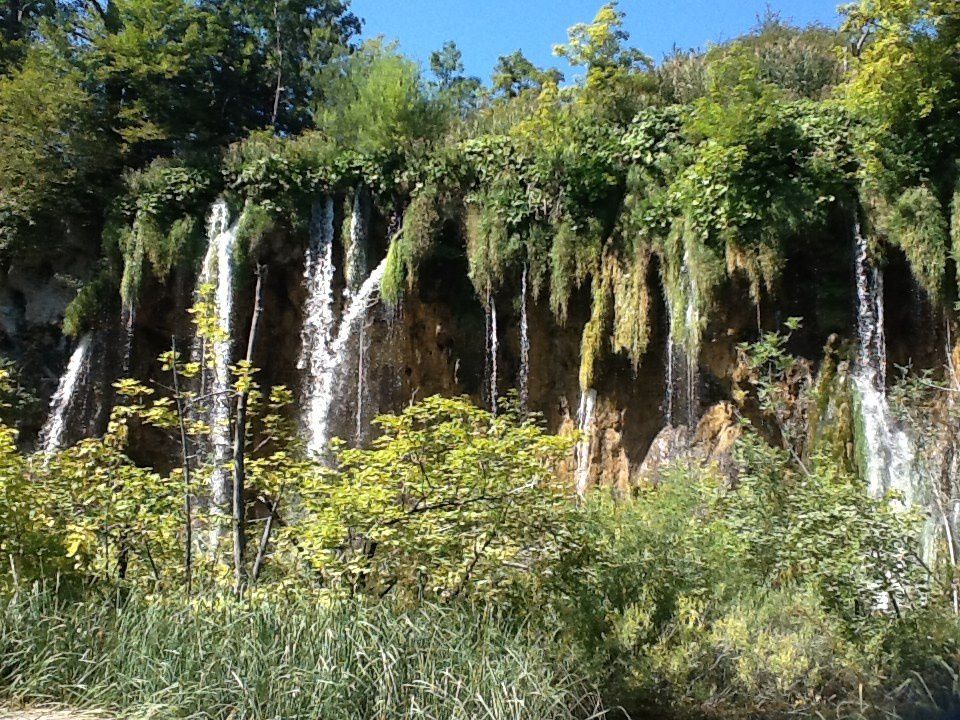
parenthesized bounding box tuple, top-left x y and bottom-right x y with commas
(852, 218, 917, 500)
(663, 282, 700, 428)
(120, 304, 136, 376)
(485, 288, 499, 414)
(304, 256, 388, 455)
(575, 388, 597, 496)
(298, 197, 337, 447)
(519, 265, 530, 412)
(196, 200, 239, 520)
(40, 333, 93, 454)
(355, 328, 368, 445)
(344, 185, 369, 295)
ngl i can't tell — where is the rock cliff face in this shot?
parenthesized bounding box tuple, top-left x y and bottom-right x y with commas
(7, 199, 946, 486)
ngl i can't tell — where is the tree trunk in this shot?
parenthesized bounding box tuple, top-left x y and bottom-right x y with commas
(270, 0, 283, 127)
(232, 265, 267, 595)
(170, 337, 193, 597)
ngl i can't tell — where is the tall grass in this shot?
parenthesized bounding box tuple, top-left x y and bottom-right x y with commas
(0, 589, 603, 720)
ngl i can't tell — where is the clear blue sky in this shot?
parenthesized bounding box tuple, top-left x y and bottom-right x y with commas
(350, 0, 843, 82)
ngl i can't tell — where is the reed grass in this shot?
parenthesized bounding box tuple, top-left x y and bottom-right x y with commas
(0, 589, 603, 720)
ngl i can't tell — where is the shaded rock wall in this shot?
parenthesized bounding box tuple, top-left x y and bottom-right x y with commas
(7, 200, 948, 486)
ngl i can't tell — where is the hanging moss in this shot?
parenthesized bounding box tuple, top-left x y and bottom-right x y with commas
(579, 254, 615, 390)
(524, 223, 551, 301)
(726, 238, 784, 304)
(466, 202, 524, 295)
(381, 186, 444, 305)
(612, 242, 652, 369)
(881, 185, 949, 297)
(549, 218, 603, 324)
(63, 264, 116, 338)
(116, 220, 145, 313)
(806, 343, 856, 475)
(658, 216, 724, 355)
(235, 203, 276, 258)
(159, 216, 201, 275)
(381, 238, 405, 306)
(951, 184, 960, 284)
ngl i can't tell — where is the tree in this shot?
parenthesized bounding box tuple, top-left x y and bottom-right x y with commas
(843, 0, 960, 191)
(491, 49, 563, 98)
(294, 396, 577, 600)
(0, 46, 106, 248)
(552, 2, 653, 122)
(313, 39, 441, 156)
(429, 40, 482, 116)
(552, 2, 649, 78)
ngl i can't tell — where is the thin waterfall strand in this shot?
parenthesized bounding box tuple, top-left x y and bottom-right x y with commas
(682, 247, 701, 427)
(575, 388, 597, 496)
(485, 288, 498, 414)
(40, 333, 93, 454)
(344, 185, 368, 296)
(519, 265, 530, 412)
(298, 197, 337, 450)
(120, 304, 136, 376)
(355, 327, 367, 445)
(663, 286, 699, 428)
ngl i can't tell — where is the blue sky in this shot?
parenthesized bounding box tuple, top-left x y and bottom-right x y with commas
(349, 0, 844, 82)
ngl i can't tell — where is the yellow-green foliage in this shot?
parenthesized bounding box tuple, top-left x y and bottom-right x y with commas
(293, 396, 576, 601)
(120, 221, 147, 311)
(611, 243, 652, 369)
(549, 219, 603, 324)
(154, 215, 199, 277)
(881, 185, 949, 297)
(235, 203, 275, 257)
(466, 203, 518, 294)
(658, 218, 724, 354)
(64, 264, 115, 338)
(381, 186, 443, 304)
(805, 346, 856, 474)
(951, 183, 960, 282)
(579, 255, 615, 389)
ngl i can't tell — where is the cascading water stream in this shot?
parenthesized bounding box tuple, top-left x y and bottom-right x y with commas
(519, 265, 530, 412)
(303, 256, 388, 456)
(344, 185, 369, 296)
(485, 288, 499, 414)
(663, 282, 700, 428)
(120, 304, 136, 376)
(355, 327, 368, 445)
(298, 197, 337, 451)
(575, 388, 597, 496)
(852, 217, 917, 501)
(195, 200, 239, 531)
(39, 333, 94, 454)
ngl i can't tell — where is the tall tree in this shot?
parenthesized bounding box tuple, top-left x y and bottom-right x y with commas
(491, 49, 563, 98)
(429, 40, 482, 116)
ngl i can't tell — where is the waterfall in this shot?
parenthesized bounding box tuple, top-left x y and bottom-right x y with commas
(852, 218, 917, 500)
(574, 388, 597, 496)
(120, 304, 136, 376)
(355, 328, 368, 445)
(298, 197, 337, 451)
(39, 333, 93, 454)
(344, 185, 369, 295)
(195, 200, 239, 525)
(663, 286, 700, 428)
(519, 265, 530, 412)
(303, 256, 388, 456)
(485, 288, 498, 414)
